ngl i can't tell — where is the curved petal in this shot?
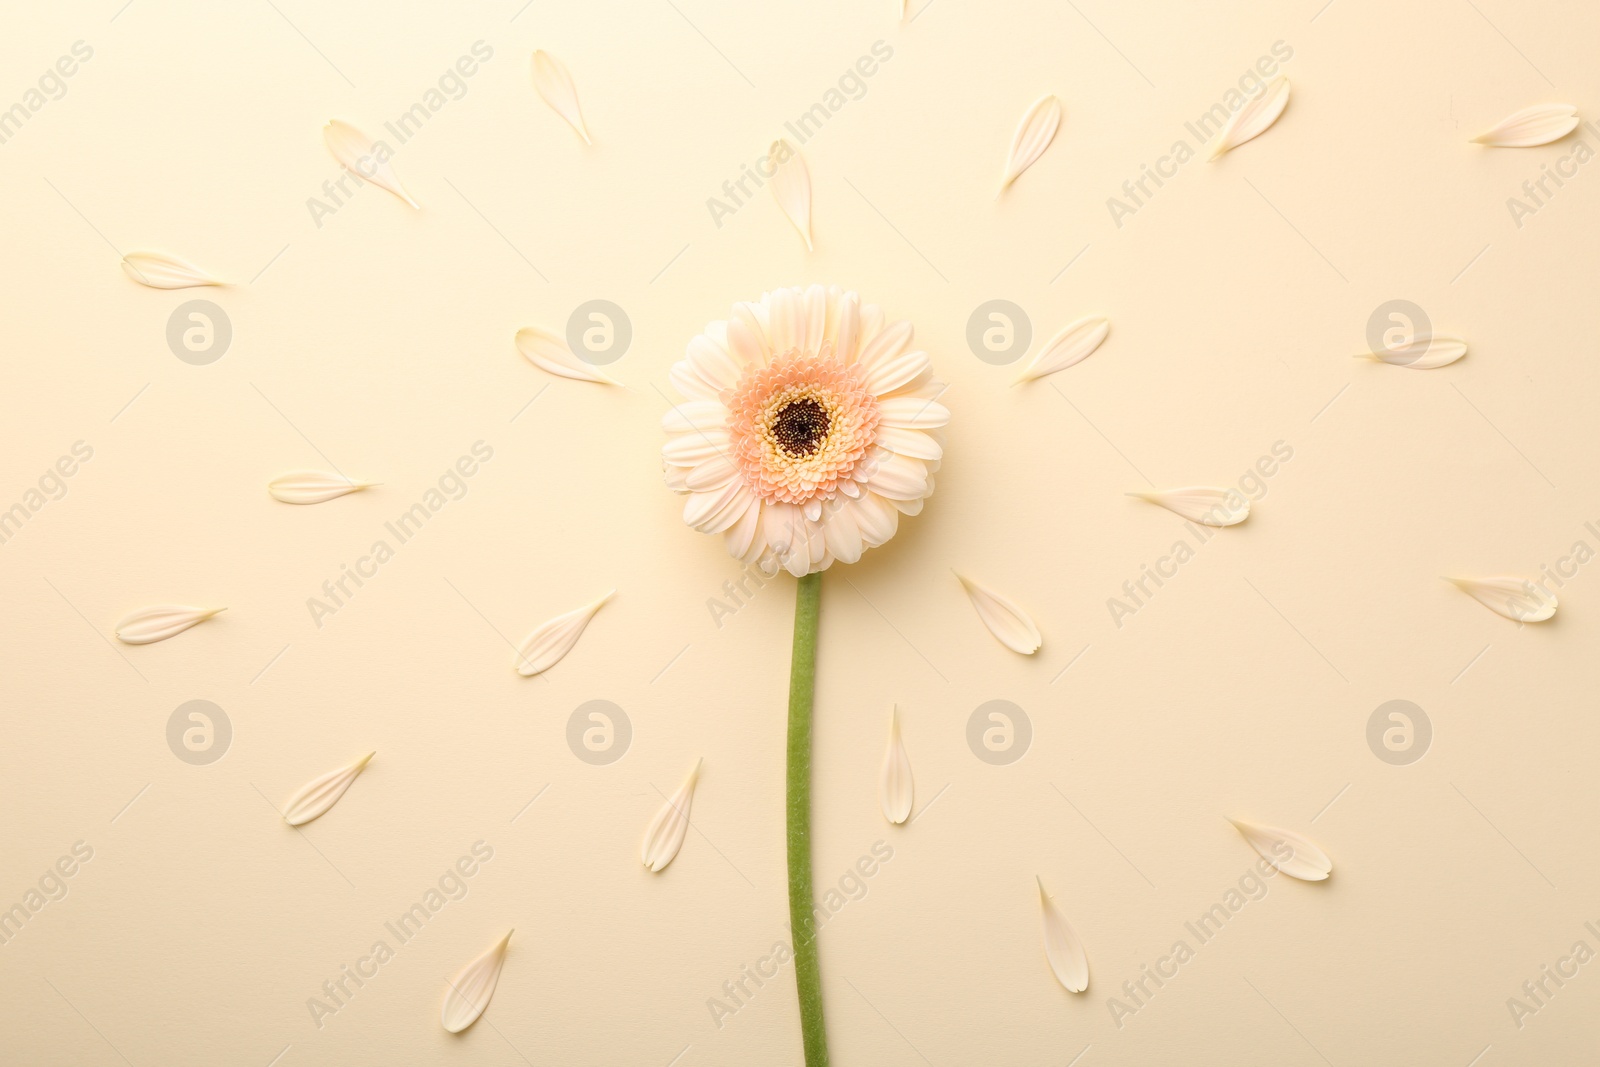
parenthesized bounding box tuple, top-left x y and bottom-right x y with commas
(822, 501, 864, 564)
(515, 592, 612, 676)
(1037, 879, 1089, 992)
(1230, 818, 1333, 881)
(849, 492, 899, 547)
(685, 454, 738, 491)
(767, 287, 800, 356)
(878, 396, 950, 429)
(725, 495, 763, 560)
(864, 349, 932, 396)
(661, 400, 728, 434)
(668, 360, 718, 400)
(662, 430, 730, 466)
(834, 291, 862, 363)
(798, 284, 827, 353)
(876, 426, 943, 461)
(1001, 95, 1063, 189)
(957, 574, 1041, 654)
(865, 453, 930, 500)
(686, 335, 743, 391)
(859, 320, 914, 371)
(858, 303, 886, 350)
(686, 483, 754, 534)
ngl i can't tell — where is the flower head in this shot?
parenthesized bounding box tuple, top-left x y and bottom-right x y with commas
(662, 285, 946, 576)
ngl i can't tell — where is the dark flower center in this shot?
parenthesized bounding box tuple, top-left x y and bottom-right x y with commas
(771, 398, 830, 456)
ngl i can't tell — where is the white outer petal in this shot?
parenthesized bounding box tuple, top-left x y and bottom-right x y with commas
(876, 426, 943, 461)
(661, 400, 727, 434)
(662, 430, 729, 465)
(878, 396, 951, 429)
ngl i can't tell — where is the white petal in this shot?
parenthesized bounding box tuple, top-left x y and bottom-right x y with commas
(877, 396, 950, 429)
(115, 605, 226, 645)
(864, 349, 932, 396)
(822, 501, 864, 564)
(729, 302, 771, 363)
(283, 752, 374, 826)
(686, 335, 742, 391)
(532, 51, 591, 144)
(834, 292, 862, 363)
(642, 758, 702, 872)
(769, 142, 813, 250)
(760, 501, 799, 563)
(1447, 576, 1557, 623)
(859, 320, 914, 371)
(685, 455, 738, 491)
(875, 426, 943, 461)
(1359, 335, 1467, 370)
(668, 360, 717, 401)
(1208, 77, 1291, 160)
(858, 303, 886, 349)
(849, 493, 899, 547)
(1229, 819, 1332, 882)
(685, 482, 753, 534)
(890, 494, 925, 516)
(120, 252, 224, 289)
(957, 574, 1041, 654)
(441, 931, 513, 1033)
(268, 471, 375, 504)
(514, 592, 612, 676)
(864, 453, 930, 501)
(767, 286, 801, 356)
(1001, 94, 1063, 190)
(662, 430, 729, 466)
(799, 284, 827, 353)
(1129, 487, 1248, 526)
(879, 707, 913, 824)
(661, 399, 728, 434)
(516, 326, 616, 385)
(1037, 878, 1089, 992)
(323, 120, 418, 208)
(1015, 317, 1109, 383)
(725, 496, 763, 560)
(1472, 103, 1579, 147)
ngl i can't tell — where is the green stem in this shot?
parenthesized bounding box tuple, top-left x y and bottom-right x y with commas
(786, 570, 829, 1067)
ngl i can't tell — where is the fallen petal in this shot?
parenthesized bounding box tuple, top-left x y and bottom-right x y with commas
(1446, 576, 1556, 622)
(1014, 316, 1109, 383)
(284, 752, 375, 826)
(1001, 95, 1063, 190)
(515, 326, 617, 384)
(1229, 818, 1332, 881)
(1209, 77, 1291, 159)
(642, 758, 702, 872)
(1472, 103, 1579, 147)
(532, 50, 592, 143)
(1037, 878, 1089, 992)
(323, 120, 419, 209)
(515, 591, 613, 676)
(769, 140, 813, 250)
(957, 573, 1041, 654)
(1128, 487, 1248, 526)
(115, 606, 226, 645)
(441, 930, 513, 1033)
(121, 252, 224, 289)
(268, 471, 376, 504)
(879, 707, 914, 824)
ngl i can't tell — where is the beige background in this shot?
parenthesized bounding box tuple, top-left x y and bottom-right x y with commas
(3, 0, 1598, 1063)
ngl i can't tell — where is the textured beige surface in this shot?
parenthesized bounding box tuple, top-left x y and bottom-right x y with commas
(3, 0, 1599, 1063)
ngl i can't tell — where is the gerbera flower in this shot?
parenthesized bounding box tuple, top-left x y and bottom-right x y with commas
(662, 285, 947, 576)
